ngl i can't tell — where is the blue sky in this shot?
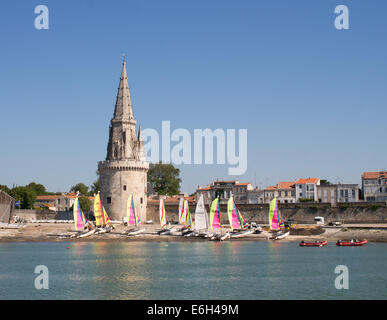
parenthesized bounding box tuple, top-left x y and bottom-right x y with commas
(0, 0, 386, 194)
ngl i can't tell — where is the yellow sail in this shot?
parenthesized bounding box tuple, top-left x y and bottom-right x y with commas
(94, 192, 110, 227)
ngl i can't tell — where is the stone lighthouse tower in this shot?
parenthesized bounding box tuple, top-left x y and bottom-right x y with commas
(98, 58, 149, 221)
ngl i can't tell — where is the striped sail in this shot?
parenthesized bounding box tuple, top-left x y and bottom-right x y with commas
(159, 199, 167, 229)
(184, 199, 192, 229)
(269, 197, 280, 231)
(127, 194, 140, 226)
(209, 198, 222, 231)
(94, 193, 108, 227)
(179, 198, 186, 224)
(278, 209, 284, 227)
(238, 209, 248, 228)
(227, 197, 242, 230)
(73, 197, 87, 231)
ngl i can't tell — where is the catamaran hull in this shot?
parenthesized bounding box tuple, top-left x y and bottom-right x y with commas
(126, 228, 146, 236)
(158, 229, 171, 235)
(210, 232, 230, 241)
(95, 226, 112, 234)
(269, 230, 290, 240)
(230, 229, 255, 238)
(77, 229, 97, 238)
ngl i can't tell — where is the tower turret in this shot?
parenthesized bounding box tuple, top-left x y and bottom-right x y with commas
(98, 58, 149, 221)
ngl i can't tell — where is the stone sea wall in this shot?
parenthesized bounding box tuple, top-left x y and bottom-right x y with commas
(146, 202, 387, 224)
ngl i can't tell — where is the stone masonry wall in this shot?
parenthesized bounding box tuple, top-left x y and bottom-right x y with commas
(146, 202, 387, 225)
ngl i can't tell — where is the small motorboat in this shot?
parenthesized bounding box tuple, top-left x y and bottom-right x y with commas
(336, 239, 368, 246)
(299, 240, 328, 247)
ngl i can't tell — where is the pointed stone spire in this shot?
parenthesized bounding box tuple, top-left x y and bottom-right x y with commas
(113, 56, 135, 123)
(137, 125, 142, 141)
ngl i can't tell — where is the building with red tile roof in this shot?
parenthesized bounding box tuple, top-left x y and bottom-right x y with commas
(362, 171, 387, 202)
(295, 178, 320, 202)
(196, 180, 253, 204)
(263, 182, 296, 203)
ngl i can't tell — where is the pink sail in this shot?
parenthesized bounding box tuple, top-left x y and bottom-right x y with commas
(210, 198, 222, 230)
(227, 197, 242, 230)
(269, 197, 280, 231)
(127, 194, 136, 226)
(73, 197, 87, 231)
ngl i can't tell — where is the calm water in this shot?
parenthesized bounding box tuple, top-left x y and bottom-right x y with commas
(0, 241, 386, 300)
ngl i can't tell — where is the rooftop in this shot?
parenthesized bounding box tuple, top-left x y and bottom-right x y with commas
(362, 171, 387, 180)
(296, 178, 320, 184)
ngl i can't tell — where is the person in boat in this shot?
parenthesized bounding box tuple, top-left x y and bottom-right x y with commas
(301, 240, 304, 243)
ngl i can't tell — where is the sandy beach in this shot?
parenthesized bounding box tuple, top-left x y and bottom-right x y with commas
(1, 222, 387, 243)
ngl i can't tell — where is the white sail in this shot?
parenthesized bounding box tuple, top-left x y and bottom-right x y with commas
(194, 194, 209, 231)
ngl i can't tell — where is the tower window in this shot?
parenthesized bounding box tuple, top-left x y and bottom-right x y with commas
(123, 185, 126, 191)
(107, 197, 111, 204)
(140, 197, 143, 204)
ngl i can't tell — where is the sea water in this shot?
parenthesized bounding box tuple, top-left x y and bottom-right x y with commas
(0, 241, 386, 300)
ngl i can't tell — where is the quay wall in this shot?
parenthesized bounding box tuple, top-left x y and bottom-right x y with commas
(14, 209, 56, 221)
(146, 202, 387, 225)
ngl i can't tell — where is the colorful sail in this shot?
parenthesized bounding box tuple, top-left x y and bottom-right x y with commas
(94, 192, 108, 227)
(238, 209, 248, 228)
(209, 198, 222, 231)
(278, 209, 284, 227)
(183, 199, 192, 229)
(73, 197, 87, 231)
(127, 194, 140, 226)
(179, 198, 186, 224)
(159, 199, 167, 229)
(269, 197, 280, 231)
(227, 197, 242, 230)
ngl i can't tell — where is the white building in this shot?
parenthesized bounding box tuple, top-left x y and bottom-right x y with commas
(295, 178, 320, 202)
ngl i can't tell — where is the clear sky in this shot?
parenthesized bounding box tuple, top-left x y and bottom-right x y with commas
(0, 0, 386, 194)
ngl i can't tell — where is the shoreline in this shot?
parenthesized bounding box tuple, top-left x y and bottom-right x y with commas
(1, 223, 387, 243)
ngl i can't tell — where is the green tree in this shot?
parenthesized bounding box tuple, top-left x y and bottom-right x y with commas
(71, 196, 92, 212)
(0, 184, 10, 194)
(147, 162, 181, 196)
(320, 180, 331, 186)
(70, 183, 89, 196)
(9, 186, 36, 209)
(27, 182, 47, 195)
(79, 196, 91, 212)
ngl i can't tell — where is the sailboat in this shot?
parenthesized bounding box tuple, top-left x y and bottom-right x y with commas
(227, 196, 256, 238)
(125, 193, 145, 235)
(157, 198, 172, 235)
(69, 197, 94, 238)
(186, 194, 211, 237)
(181, 199, 195, 235)
(209, 197, 230, 241)
(178, 197, 186, 225)
(268, 197, 289, 240)
(93, 192, 113, 233)
(73, 196, 88, 231)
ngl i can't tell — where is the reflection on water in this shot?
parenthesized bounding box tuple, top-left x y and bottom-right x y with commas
(0, 241, 386, 299)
